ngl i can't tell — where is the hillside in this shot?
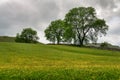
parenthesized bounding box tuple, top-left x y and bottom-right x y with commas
(0, 36, 15, 42)
(0, 42, 120, 80)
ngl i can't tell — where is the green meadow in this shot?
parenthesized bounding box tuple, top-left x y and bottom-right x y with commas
(0, 42, 120, 80)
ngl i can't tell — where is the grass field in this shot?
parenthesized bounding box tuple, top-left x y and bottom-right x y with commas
(0, 36, 15, 42)
(0, 42, 120, 80)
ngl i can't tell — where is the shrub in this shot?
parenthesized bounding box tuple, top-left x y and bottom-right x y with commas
(100, 42, 111, 48)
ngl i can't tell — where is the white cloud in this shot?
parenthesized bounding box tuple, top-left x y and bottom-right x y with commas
(0, 0, 9, 4)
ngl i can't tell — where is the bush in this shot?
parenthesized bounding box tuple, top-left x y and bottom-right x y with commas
(15, 28, 39, 43)
(100, 42, 111, 48)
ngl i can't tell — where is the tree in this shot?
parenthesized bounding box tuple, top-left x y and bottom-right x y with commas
(44, 20, 65, 44)
(64, 7, 108, 46)
(100, 42, 111, 48)
(15, 28, 39, 43)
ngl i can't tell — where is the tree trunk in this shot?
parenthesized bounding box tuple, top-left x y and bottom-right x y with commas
(78, 35, 83, 47)
(78, 38, 83, 47)
(76, 27, 84, 47)
(80, 40, 84, 47)
(57, 39, 60, 44)
(57, 37, 60, 45)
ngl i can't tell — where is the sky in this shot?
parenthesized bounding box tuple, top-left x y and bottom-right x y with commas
(0, 0, 120, 46)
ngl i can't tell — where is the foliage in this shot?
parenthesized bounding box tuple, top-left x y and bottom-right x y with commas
(100, 42, 111, 48)
(15, 28, 39, 43)
(64, 7, 108, 46)
(44, 20, 65, 44)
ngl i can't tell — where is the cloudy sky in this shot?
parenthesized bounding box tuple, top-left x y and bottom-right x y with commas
(0, 0, 120, 46)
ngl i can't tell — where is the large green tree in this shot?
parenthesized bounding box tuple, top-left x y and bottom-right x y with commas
(44, 20, 65, 44)
(15, 28, 39, 43)
(64, 7, 108, 46)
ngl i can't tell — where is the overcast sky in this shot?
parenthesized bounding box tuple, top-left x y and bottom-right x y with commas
(0, 0, 120, 46)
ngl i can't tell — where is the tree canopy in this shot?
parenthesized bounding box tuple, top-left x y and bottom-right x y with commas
(44, 20, 65, 44)
(64, 7, 108, 46)
(44, 7, 109, 46)
(15, 28, 39, 43)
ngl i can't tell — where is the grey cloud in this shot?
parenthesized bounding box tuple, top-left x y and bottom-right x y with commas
(82, 0, 120, 20)
(111, 29, 120, 35)
(0, 0, 59, 35)
(0, 0, 120, 45)
(96, 0, 117, 9)
(84, 0, 117, 9)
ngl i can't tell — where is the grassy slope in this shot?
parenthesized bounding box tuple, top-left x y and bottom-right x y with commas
(0, 42, 120, 80)
(0, 36, 15, 42)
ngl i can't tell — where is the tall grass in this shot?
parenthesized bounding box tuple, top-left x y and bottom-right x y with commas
(0, 68, 119, 80)
(0, 42, 120, 80)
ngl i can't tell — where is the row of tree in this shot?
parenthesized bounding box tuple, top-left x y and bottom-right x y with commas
(44, 7, 108, 46)
(15, 7, 108, 46)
